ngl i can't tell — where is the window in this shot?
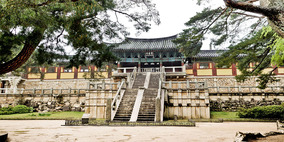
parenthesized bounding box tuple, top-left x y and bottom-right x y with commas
(199, 63, 209, 69)
(47, 67, 56, 73)
(63, 68, 72, 73)
(80, 66, 89, 72)
(30, 67, 39, 73)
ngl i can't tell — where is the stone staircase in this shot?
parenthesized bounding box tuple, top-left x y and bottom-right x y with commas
(137, 88, 157, 121)
(137, 74, 160, 121)
(113, 73, 160, 122)
(132, 73, 146, 88)
(148, 73, 160, 88)
(113, 89, 138, 121)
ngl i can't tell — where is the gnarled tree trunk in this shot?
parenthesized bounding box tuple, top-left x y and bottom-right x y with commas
(260, 0, 284, 37)
(0, 29, 44, 75)
(224, 0, 284, 37)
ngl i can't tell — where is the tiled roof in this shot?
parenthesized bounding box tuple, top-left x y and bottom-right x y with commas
(113, 35, 178, 52)
(113, 35, 227, 58)
(193, 50, 224, 58)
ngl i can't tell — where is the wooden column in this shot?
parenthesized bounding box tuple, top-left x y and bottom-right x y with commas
(232, 63, 237, 76)
(212, 62, 217, 76)
(74, 67, 78, 79)
(193, 63, 197, 76)
(57, 67, 61, 79)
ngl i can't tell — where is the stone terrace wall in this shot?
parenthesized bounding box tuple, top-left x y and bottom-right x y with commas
(187, 75, 284, 88)
(24, 79, 90, 90)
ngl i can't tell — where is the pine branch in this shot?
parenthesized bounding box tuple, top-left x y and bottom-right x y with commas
(251, 47, 271, 73)
(202, 7, 228, 34)
(223, 0, 283, 17)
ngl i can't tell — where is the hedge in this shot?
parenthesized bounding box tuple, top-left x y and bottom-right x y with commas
(237, 104, 284, 119)
(0, 105, 33, 115)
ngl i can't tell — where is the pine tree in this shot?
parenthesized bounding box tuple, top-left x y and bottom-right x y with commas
(0, 0, 160, 75)
(174, 0, 284, 89)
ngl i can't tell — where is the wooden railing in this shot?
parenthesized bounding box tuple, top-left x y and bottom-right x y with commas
(115, 67, 136, 73)
(163, 66, 185, 73)
(140, 68, 160, 72)
(111, 80, 126, 121)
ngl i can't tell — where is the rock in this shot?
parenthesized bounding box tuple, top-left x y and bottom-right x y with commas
(81, 108, 85, 112)
(75, 107, 81, 112)
(62, 106, 70, 111)
(235, 131, 284, 142)
(55, 106, 62, 111)
(174, 115, 178, 121)
(1, 104, 9, 108)
(0, 133, 8, 142)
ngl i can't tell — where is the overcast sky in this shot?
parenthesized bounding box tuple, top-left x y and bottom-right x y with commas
(125, 0, 225, 49)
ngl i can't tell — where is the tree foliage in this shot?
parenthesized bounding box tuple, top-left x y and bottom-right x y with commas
(174, 0, 284, 89)
(0, 0, 160, 74)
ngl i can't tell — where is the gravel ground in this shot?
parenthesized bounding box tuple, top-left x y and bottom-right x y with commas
(0, 120, 278, 142)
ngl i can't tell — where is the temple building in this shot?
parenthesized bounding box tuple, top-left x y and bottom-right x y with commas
(113, 35, 184, 72)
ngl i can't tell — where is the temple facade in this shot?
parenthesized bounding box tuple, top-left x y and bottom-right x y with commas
(1, 35, 284, 122)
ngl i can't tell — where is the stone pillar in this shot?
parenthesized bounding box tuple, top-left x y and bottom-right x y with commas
(106, 98, 112, 122)
(155, 97, 161, 122)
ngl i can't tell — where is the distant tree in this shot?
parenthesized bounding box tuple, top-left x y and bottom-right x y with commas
(174, 0, 284, 89)
(0, 0, 160, 75)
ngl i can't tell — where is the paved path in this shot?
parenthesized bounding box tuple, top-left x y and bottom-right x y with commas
(0, 120, 277, 142)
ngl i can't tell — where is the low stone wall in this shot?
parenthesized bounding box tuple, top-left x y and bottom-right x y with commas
(210, 93, 284, 111)
(0, 94, 86, 112)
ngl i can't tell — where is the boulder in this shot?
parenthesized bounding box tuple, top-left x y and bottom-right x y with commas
(62, 106, 70, 111)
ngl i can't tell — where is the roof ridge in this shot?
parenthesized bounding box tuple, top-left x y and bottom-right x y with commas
(126, 35, 177, 41)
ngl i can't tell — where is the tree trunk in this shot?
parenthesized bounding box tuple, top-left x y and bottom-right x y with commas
(260, 0, 284, 37)
(0, 29, 44, 75)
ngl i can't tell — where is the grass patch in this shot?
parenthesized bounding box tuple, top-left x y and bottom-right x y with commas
(0, 111, 84, 120)
(210, 111, 239, 119)
(209, 111, 276, 122)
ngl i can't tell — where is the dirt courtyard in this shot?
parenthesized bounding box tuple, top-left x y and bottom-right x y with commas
(0, 120, 278, 142)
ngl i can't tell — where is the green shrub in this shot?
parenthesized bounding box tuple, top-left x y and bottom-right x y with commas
(38, 113, 51, 116)
(0, 106, 14, 115)
(238, 105, 284, 119)
(0, 105, 33, 115)
(12, 105, 33, 114)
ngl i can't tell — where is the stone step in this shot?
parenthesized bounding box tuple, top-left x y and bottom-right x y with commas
(113, 118, 130, 121)
(116, 113, 132, 115)
(137, 118, 155, 121)
(138, 115, 155, 119)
